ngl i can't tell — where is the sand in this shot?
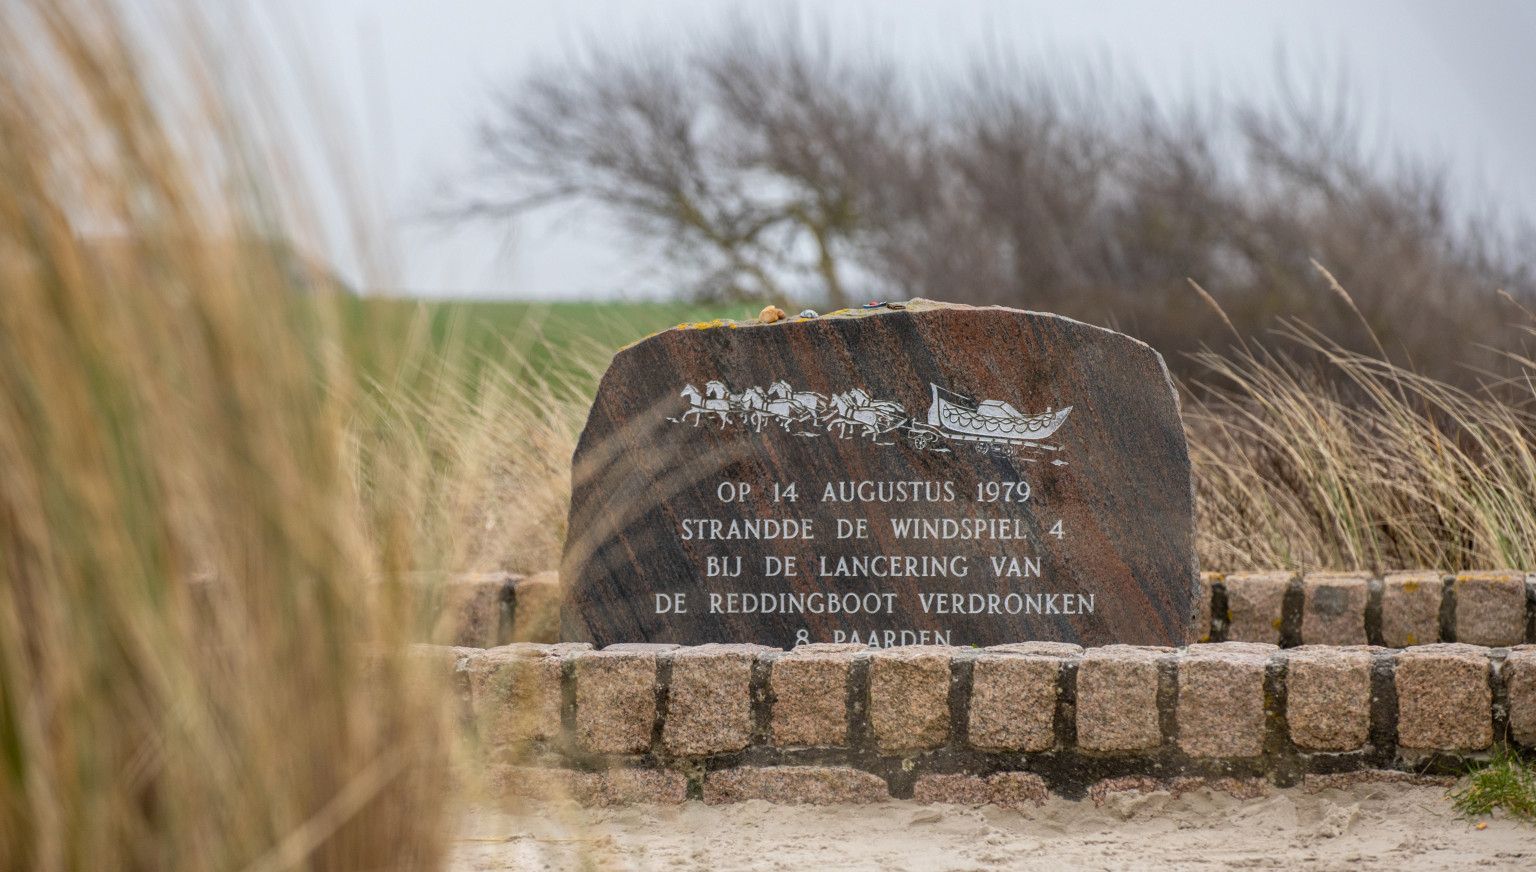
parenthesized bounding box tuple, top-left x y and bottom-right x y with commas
(448, 784, 1536, 871)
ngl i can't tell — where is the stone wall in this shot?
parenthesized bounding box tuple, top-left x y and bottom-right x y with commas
(422, 638, 1536, 805)
(430, 570, 1536, 650)
(1199, 570, 1536, 648)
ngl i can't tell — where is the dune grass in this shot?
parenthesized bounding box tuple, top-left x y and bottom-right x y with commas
(0, 2, 455, 869)
(431, 301, 1536, 577)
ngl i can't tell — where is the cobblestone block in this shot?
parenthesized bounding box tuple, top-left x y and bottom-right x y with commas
(1381, 572, 1444, 648)
(702, 766, 889, 804)
(574, 648, 660, 754)
(1077, 645, 1168, 752)
(1454, 571, 1527, 647)
(1177, 643, 1274, 758)
(770, 645, 860, 747)
(1395, 644, 1492, 751)
(1284, 646, 1372, 751)
(968, 648, 1071, 751)
(869, 646, 953, 753)
(663, 644, 771, 756)
(1300, 572, 1369, 645)
(1224, 572, 1293, 644)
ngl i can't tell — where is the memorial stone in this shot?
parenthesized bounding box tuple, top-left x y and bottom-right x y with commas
(560, 300, 1196, 648)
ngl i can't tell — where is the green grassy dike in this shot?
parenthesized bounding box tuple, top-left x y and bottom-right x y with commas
(343, 297, 749, 395)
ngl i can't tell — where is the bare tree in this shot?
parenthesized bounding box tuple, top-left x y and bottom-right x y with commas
(461, 25, 1534, 380)
(461, 27, 916, 308)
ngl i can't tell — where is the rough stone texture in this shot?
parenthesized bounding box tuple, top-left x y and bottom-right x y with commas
(1284, 646, 1373, 751)
(968, 648, 1072, 751)
(869, 646, 952, 753)
(1394, 644, 1492, 751)
(1380, 572, 1444, 648)
(911, 773, 992, 805)
(1454, 571, 1527, 647)
(663, 644, 770, 756)
(1223, 572, 1293, 644)
(1088, 776, 1269, 805)
(1300, 573, 1370, 645)
(431, 573, 511, 647)
(1301, 771, 1456, 793)
(1505, 645, 1536, 748)
(1076, 645, 1168, 752)
(562, 301, 1196, 649)
(1191, 572, 1220, 644)
(702, 766, 889, 804)
(510, 571, 560, 643)
(469, 643, 586, 746)
(572, 768, 690, 806)
(1177, 643, 1275, 758)
(912, 773, 1048, 808)
(770, 644, 861, 747)
(988, 771, 1051, 808)
(573, 648, 660, 754)
(488, 766, 687, 805)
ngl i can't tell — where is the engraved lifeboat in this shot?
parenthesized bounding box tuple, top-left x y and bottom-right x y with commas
(926, 384, 1071, 443)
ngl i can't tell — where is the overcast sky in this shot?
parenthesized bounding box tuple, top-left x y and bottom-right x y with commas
(276, 0, 1536, 299)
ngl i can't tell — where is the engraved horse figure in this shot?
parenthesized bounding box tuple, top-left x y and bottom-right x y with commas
(735, 385, 770, 431)
(765, 380, 822, 430)
(680, 383, 731, 428)
(828, 391, 904, 442)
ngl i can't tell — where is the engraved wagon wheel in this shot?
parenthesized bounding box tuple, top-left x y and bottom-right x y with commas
(905, 422, 941, 450)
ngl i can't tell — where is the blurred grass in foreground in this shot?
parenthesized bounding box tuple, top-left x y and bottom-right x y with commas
(0, 2, 454, 869)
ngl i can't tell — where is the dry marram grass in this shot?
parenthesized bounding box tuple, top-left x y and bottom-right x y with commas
(0, 2, 453, 869)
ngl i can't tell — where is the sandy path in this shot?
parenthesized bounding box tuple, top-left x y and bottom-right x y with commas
(449, 785, 1536, 871)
